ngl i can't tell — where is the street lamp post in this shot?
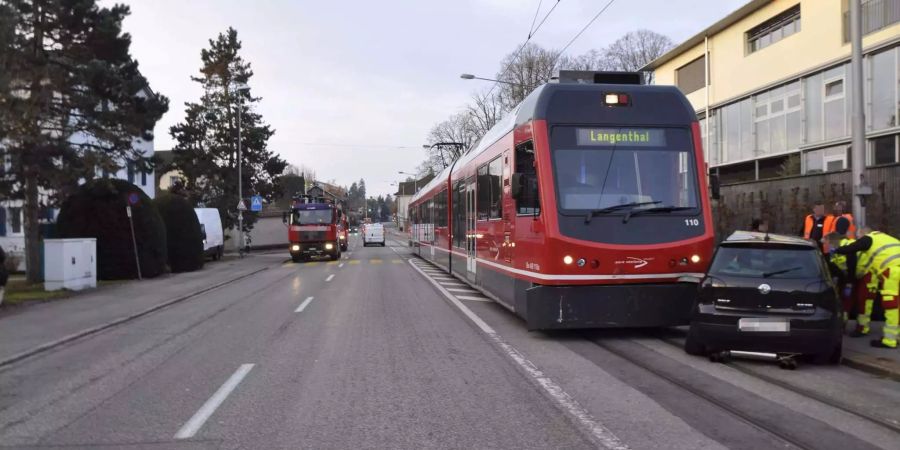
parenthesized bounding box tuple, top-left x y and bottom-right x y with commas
(233, 82, 251, 254)
(460, 73, 523, 86)
(398, 171, 418, 193)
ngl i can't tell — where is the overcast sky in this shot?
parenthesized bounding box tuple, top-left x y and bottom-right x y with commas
(110, 0, 746, 198)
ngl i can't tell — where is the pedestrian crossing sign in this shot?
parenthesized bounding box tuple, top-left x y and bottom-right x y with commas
(251, 195, 263, 212)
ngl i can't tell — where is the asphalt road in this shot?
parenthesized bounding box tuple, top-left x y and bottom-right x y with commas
(0, 234, 898, 449)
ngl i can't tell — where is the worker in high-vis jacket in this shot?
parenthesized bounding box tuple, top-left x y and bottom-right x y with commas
(833, 227, 900, 349)
(827, 219, 878, 336)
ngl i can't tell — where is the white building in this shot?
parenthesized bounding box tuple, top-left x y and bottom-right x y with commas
(0, 86, 160, 272)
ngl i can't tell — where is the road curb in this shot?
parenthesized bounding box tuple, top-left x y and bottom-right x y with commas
(841, 350, 900, 381)
(0, 266, 270, 369)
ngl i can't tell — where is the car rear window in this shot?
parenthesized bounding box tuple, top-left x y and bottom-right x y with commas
(708, 245, 822, 279)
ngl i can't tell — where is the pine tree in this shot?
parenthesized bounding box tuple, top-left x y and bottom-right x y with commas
(169, 27, 286, 233)
(0, 0, 169, 282)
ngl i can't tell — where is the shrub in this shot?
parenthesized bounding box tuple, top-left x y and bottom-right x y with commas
(154, 192, 204, 273)
(57, 179, 167, 280)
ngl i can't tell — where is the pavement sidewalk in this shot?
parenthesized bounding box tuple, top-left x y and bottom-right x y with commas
(0, 254, 282, 366)
(841, 321, 900, 380)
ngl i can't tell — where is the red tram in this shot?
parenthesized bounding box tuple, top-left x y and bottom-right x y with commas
(409, 71, 714, 329)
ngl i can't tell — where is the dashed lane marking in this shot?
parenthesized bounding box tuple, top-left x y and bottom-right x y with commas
(326, 274, 335, 282)
(370, 259, 383, 264)
(295, 296, 314, 313)
(175, 364, 255, 439)
(391, 260, 403, 264)
(349, 260, 361, 265)
(338, 263, 345, 268)
(326, 261, 338, 266)
(406, 260, 628, 450)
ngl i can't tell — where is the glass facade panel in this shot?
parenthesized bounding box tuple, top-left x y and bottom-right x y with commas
(805, 149, 824, 173)
(805, 73, 823, 143)
(871, 48, 898, 130)
(872, 135, 898, 165)
(722, 102, 740, 163)
(739, 99, 754, 159)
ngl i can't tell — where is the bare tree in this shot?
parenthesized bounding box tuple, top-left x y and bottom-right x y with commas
(424, 111, 478, 170)
(495, 43, 561, 110)
(467, 90, 504, 140)
(558, 49, 615, 71)
(602, 29, 673, 71)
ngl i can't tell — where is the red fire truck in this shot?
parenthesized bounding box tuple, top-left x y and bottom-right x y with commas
(284, 196, 344, 262)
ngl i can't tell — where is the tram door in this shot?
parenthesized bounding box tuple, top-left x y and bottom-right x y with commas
(465, 177, 477, 278)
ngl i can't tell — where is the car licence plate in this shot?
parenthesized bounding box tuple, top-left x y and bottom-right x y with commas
(738, 318, 789, 333)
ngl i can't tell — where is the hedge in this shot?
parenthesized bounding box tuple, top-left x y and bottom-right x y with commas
(57, 179, 167, 280)
(154, 192, 205, 273)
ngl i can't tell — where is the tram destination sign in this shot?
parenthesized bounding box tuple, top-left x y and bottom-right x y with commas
(576, 128, 667, 147)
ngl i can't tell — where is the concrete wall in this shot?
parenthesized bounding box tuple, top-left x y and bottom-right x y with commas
(225, 214, 289, 252)
(655, 0, 900, 108)
(713, 163, 900, 240)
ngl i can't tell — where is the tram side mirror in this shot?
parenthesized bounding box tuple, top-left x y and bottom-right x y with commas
(709, 174, 721, 200)
(511, 173, 523, 199)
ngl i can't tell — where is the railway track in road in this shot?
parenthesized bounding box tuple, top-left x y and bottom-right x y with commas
(587, 334, 897, 450)
(649, 332, 900, 436)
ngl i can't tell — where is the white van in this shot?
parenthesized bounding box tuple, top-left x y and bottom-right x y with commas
(195, 208, 224, 260)
(362, 223, 385, 247)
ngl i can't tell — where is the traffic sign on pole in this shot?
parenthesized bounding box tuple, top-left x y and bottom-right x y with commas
(237, 200, 247, 211)
(250, 195, 263, 212)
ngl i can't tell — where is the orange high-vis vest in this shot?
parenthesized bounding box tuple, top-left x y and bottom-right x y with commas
(824, 213, 856, 239)
(804, 215, 834, 240)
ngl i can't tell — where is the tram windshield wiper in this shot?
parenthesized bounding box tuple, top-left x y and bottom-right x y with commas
(584, 201, 661, 224)
(622, 206, 696, 223)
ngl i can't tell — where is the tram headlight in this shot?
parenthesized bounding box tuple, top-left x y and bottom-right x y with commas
(690, 254, 701, 264)
(291, 244, 300, 252)
(325, 242, 334, 250)
(563, 255, 574, 265)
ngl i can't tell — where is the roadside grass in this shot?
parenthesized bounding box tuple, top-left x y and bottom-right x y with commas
(2, 278, 123, 308)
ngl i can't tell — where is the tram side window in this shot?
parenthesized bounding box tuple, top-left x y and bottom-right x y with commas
(437, 189, 447, 227)
(453, 182, 464, 247)
(477, 164, 490, 221)
(488, 157, 502, 219)
(515, 141, 540, 215)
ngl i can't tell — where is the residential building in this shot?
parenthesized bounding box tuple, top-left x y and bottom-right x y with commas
(0, 86, 161, 271)
(643, 0, 900, 235)
(395, 174, 434, 231)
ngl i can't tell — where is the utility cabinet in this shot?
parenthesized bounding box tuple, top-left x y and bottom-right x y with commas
(44, 238, 97, 291)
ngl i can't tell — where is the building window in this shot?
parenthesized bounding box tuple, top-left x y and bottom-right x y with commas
(823, 66, 848, 140)
(747, 4, 801, 54)
(9, 206, 22, 234)
(676, 55, 706, 95)
(870, 48, 898, 131)
(871, 134, 898, 165)
(843, 0, 900, 42)
(804, 146, 849, 174)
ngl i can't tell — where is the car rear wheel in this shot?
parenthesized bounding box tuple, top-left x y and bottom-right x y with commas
(812, 340, 842, 365)
(684, 325, 706, 356)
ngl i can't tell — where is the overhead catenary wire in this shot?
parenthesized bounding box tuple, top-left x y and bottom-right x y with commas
(484, 0, 563, 98)
(556, 0, 617, 58)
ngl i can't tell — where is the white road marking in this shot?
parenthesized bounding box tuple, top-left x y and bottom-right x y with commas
(326, 274, 335, 282)
(295, 296, 314, 313)
(445, 288, 477, 293)
(174, 363, 255, 439)
(407, 259, 628, 450)
(439, 282, 465, 286)
(456, 295, 491, 302)
(338, 263, 345, 268)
